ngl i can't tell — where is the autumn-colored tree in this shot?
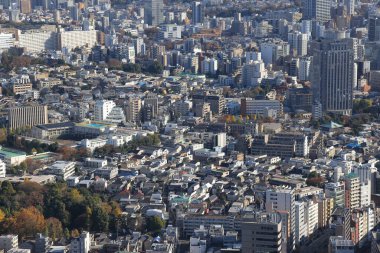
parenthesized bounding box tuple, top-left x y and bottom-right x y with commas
(71, 229, 80, 238)
(45, 217, 63, 241)
(13, 206, 46, 238)
(0, 209, 5, 222)
(58, 146, 77, 161)
(68, 189, 84, 204)
(107, 58, 122, 70)
(25, 158, 43, 174)
(0, 128, 6, 143)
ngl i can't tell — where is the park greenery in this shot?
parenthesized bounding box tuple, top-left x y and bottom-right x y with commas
(0, 181, 123, 240)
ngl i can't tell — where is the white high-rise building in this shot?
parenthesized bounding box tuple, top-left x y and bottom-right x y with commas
(288, 31, 309, 56)
(94, 100, 116, 121)
(0, 159, 5, 178)
(241, 60, 267, 87)
(298, 56, 312, 81)
(0, 33, 15, 50)
(305, 199, 319, 236)
(266, 187, 295, 251)
(295, 201, 307, 244)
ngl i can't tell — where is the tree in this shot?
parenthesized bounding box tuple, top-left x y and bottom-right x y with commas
(13, 206, 46, 238)
(146, 216, 165, 234)
(1, 181, 15, 195)
(107, 58, 122, 70)
(91, 206, 109, 232)
(45, 217, 63, 241)
(0, 209, 5, 222)
(0, 128, 6, 143)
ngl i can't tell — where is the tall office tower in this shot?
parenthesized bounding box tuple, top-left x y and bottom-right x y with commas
(101, 16, 109, 31)
(9, 9, 19, 22)
(266, 187, 295, 251)
(302, 0, 331, 23)
(144, 0, 164, 26)
(133, 38, 145, 55)
(241, 212, 284, 253)
(368, 14, 380, 42)
(344, 0, 354, 15)
(191, 1, 204, 24)
(126, 96, 142, 123)
(54, 9, 61, 23)
(298, 56, 312, 81)
(70, 4, 80, 21)
(310, 39, 354, 115)
(20, 0, 31, 13)
(94, 100, 116, 121)
(288, 31, 309, 56)
(241, 60, 267, 87)
(8, 105, 48, 130)
(301, 20, 312, 35)
(144, 92, 159, 118)
(344, 173, 360, 210)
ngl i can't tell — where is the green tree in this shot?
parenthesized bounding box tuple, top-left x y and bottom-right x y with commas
(91, 206, 109, 232)
(146, 216, 165, 234)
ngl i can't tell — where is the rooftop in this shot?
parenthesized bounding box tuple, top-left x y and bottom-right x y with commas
(0, 146, 26, 158)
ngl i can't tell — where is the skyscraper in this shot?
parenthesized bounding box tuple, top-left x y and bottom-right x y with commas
(191, 1, 204, 24)
(288, 31, 309, 56)
(302, 0, 331, 23)
(144, 0, 164, 26)
(311, 39, 354, 115)
(368, 14, 380, 42)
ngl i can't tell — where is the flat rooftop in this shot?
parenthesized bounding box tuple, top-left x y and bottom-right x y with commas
(0, 147, 26, 157)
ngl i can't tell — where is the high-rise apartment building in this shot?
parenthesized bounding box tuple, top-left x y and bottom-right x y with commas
(94, 100, 116, 121)
(311, 39, 354, 115)
(191, 1, 204, 24)
(144, 0, 164, 26)
(344, 173, 360, 210)
(241, 212, 284, 253)
(8, 105, 48, 130)
(288, 31, 309, 56)
(126, 96, 142, 123)
(302, 0, 331, 22)
(241, 59, 267, 87)
(266, 187, 295, 251)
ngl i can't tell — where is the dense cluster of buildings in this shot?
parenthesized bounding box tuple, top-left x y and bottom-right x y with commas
(0, 0, 380, 252)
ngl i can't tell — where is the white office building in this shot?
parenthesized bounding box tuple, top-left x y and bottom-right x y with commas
(18, 30, 57, 52)
(94, 100, 116, 121)
(0, 33, 15, 50)
(241, 60, 267, 87)
(58, 30, 97, 51)
(298, 56, 312, 81)
(288, 31, 309, 56)
(48, 161, 76, 181)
